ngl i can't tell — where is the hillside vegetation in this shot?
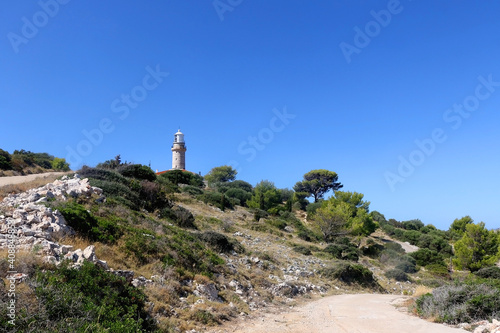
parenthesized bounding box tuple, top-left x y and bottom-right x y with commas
(0, 159, 499, 332)
(0, 149, 70, 177)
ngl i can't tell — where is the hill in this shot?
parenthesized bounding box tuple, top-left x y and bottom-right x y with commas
(0, 162, 499, 332)
(0, 149, 70, 177)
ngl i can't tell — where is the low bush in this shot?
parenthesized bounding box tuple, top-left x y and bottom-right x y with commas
(159, 169, 204, 187)
(384, 242, 405, 253)
(117, 163, 156, 181)
(79, 166, 129, 185)
(362, 242, 384, 257)
(396, 260, 418, 273)
(198, 231, 235, 253)
(182, 185, 204, 196)
(293, 245, 312, 256)
(425, 263, 450, 278)
(224, 188, 252, 206)
(197, 192, 233, 210)
(416, 280, 500, 324)
(305, 201, 322, 219)
(266, 218, 287, 230)
(474, 266, 500, 279)
(385, 268, 409, 282)
(323, 243, 359, 261)
(0, 261, 157, 332)
(55, 202, 122, 243)
(124, 228, 161, 264)
(159, 205, 196, 229)
(138, 180, 170, 212)
(88, 179, 140, 210)
(216, 180, 253, 193)
(320, 262, 378, 287)
(409, 248, 444, 267)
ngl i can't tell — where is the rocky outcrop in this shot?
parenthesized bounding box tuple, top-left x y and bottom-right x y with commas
(0, 174, 106, 268)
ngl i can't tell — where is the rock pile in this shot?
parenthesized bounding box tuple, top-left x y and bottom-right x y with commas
(0, 175, 105, 267)
(0, 174, 158, 287)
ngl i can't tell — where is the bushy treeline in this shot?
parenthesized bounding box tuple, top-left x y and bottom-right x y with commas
(0, 148, 69, 173)
(416, 274, 500, 324)
(373, 211, 500, 274)
(0, 261, 158, 332)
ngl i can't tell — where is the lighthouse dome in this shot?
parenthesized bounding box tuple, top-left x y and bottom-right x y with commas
(174, 129, 184, 143)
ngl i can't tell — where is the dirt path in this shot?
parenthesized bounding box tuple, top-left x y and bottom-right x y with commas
(0, 172, 69, 187)
(220, 294, 463, 333)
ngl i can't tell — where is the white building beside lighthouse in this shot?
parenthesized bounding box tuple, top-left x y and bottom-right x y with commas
(171, 129, 186, 170)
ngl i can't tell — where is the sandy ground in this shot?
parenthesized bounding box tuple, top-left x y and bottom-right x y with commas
(215, 294, 464, 333)
(0, 172, 69, 187)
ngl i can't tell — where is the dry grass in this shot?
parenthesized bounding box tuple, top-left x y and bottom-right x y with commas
(56, 235, 93, 250)
(0, 172, 68, 201)
(0, 249, 52, 277)
(413, 285, 433, 297)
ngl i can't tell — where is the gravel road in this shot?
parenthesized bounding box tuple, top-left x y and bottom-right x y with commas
(0, 172, 69, 187)
(223, 294, 464, 333)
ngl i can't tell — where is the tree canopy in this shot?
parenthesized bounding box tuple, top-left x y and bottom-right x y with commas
(293, 169, 343, 202)
(204, 165, 237, 185)
(312, 191, 377, 241)
(453, 222, 499, 272)
(247, 180, 282, 212)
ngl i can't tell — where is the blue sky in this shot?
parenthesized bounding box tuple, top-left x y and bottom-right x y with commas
(1, 1, 499, 231)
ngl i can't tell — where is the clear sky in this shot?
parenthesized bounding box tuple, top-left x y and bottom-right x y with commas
(1, 1, 499, 231)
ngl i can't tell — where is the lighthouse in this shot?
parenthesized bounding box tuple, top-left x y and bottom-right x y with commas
(171, 129, 186, 170)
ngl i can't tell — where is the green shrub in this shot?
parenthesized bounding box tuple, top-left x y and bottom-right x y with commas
(323, 243, 359, 261)
(55, 202, 121, 243)
(182, 185, 204, 196)
(402, 230, 421, 245)
(379, 249, 402, 265)
(198, 231, 235, 253)
(0, 149, 12, 170)
(425, 263, 450, 277)
(79, 166, 129, 185)
(159, 206, 196, 229)
(224, 188, 252, 206)
(362, 242, 384, 257)
(474, 266, 500, 279)
(252, 209, 269, 222)
(410, 248, 444, 267)
(0, 261, 157, 332)
(320, 262, 378, 287)
(88, 179, 140, 210)
(137, 180, 170, 212)
(395, 260, 417, 273)
(190, 309, 218, 326)
(305, 201, 322, 218)
(117, 164, 156, 181)
(266, 218, 287, 230)
(416, 280, 500, 324)
(123, 228, 160, 264)
(293, 245, 312, 256)
(51, 157, 70, 171)
(159, 169, 204, 187)
(401, 219, 424, 231)
(197, 192, 233, 210)
(384, 242, 405, 253)
(216, 180, 253, 193)
(385, 268, 409, 282)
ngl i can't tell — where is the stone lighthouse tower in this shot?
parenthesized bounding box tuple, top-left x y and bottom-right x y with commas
(171, 129, 186, 170)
